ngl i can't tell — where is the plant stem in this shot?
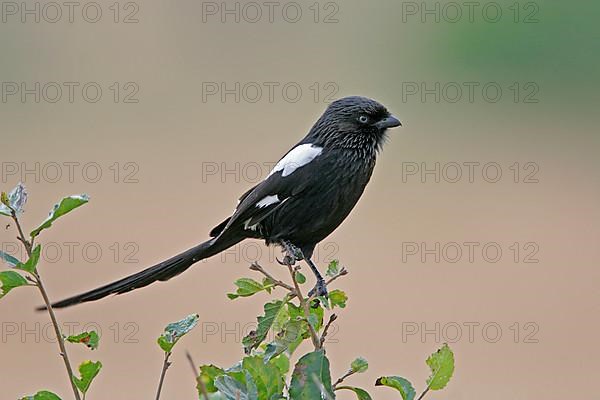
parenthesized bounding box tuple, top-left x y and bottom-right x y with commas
(417, 386, 430, 400)
(287, 264, 320, 350)
(11, 211, 81, 400)
(332, 369, 354, 389)
(320, 314, 337, 348)
(155, 352, 172, 400)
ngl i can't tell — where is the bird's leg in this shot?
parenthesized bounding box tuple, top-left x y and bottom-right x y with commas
(278, 240, 304, 266)
(306, 258, 328, 298)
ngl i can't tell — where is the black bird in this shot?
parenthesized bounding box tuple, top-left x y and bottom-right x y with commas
(45, 96, 401, 309)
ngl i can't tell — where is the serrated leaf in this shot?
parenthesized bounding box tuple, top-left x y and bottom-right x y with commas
(66, 331, 99, 350)
(425, 343, 455, 390)
(375, 376, 416, 400)
(30, 194, 89, 238)
(0, 250, 21, 267)
(329, 289, 348, 308)
(337, 386, 373, 400)
(72, 360, 102, 394)
(325, 259, 340, 277)
(289, 350, 334, 400)
(15, 244, 41, 273)
(20, 390, 62, 400)
(157, 313, 199, 353)
(351, 357, 368, 373)
(264, 320, 303, 362)
(242, 300, 286, 353)
(242, 356, 285, 400)
(197, 364, 225, 393)
(227, 278, 268, 300)
(0, 270, 29, 299)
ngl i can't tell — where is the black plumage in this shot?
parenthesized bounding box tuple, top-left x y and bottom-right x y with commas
(45, 96, 401, 309)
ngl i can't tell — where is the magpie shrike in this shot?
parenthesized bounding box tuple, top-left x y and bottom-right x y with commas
(45, 96, 401, 309)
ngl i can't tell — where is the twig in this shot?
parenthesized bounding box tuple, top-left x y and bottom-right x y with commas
(11, 210, 82, 400)
(417, 386, 430, 400)
(249, 262, 294, 291)
(286, 263, 321, 350)
(332, 369, 355, 389)
(320, 314, 338, 347)
(186, 351, 209, 400)
(155, 351, 172, 400)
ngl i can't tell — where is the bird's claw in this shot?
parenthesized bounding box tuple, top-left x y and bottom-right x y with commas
(276, 255, 297, 266)
(308, 278, 328, 298)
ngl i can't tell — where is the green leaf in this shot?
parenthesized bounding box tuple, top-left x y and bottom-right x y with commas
(214, 372, 258, 400)
(264, 320, 303, 362)
(325, 259, 340, 277)
(242, 300, 286, 353)
(20, 390, 62, 400)
(289, 350, 334, 400)
(375, 376, 416, 400)
(294, 271, 306, 284)
(242, 356, 285, 400)
(72, 360, 102, 395)
(157, 313, 199, 353)
(351, 357, 369, 373)
(197, 364, 225, 393)
(0, 270, 29, 299)
(227, 278, 268, 300)
(337, 386, 373, 400)
(270, 354, 290, 375)
(329, 289, 348, 308)
(30, 194, 89, 238)
(15, 244, 41, 273)
(0, 250, 21, 267)
(1, 183, 28, 216)
(425, 343, 455, 390)
(66, 331, 100, 350)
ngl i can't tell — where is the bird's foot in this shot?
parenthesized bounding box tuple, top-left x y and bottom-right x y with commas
(308, 278, 328, 298)
(278, 241, 304, 266)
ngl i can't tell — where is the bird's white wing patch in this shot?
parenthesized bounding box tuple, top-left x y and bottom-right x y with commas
(256, 195, 279, 208)
(269, 144, 323, 178)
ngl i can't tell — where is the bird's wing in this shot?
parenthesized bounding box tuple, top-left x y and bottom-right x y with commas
(215, 143, 324, 236)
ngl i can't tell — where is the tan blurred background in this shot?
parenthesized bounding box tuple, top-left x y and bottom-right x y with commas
(1, 0, 599, 398)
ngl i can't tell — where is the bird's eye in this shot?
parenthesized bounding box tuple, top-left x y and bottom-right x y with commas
(358, 115, 369, 124)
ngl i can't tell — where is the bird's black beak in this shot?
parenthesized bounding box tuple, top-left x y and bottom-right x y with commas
(375, 115, 402, 129)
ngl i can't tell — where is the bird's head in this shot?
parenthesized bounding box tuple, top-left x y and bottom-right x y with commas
(307, 96, 401, 152)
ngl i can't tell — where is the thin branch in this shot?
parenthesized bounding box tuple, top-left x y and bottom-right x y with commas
(332, 369, 355, 389)
(155, 351, 172, 400)
(11, 211, 82, 400)
(417, 386, 430, 400)
(320, 314, 338, 347)
(286, 263, 320, 349)
(11, 210, 31, 254)
(249, 262, 294, 291)
(186, 351, 209, 400)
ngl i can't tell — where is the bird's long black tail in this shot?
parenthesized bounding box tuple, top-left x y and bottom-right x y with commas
(39, 237, 239, 310)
